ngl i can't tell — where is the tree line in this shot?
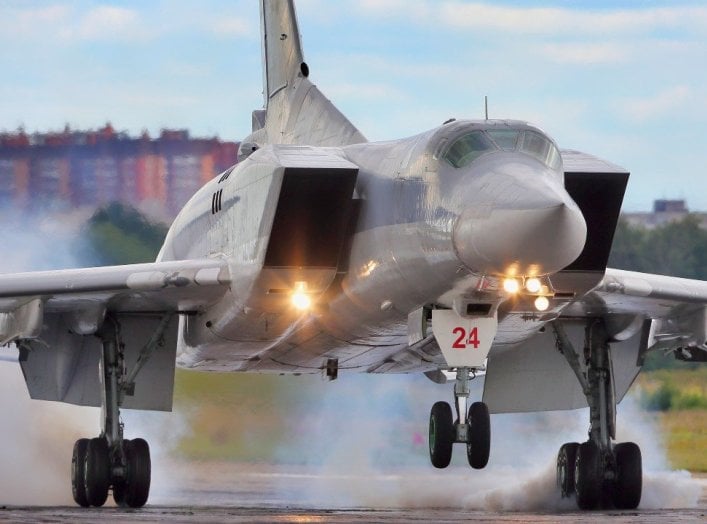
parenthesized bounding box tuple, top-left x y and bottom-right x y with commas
(608, 215, 707, 280)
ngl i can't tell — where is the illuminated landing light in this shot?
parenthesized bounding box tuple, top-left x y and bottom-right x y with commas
(525, 277, 542, 294)
(534, 296, 550, 312)
(291, 281, 312, 311)
(503, 278, 520, 294)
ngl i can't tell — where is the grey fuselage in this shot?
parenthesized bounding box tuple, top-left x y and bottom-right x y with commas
(158, 119, 587, 373)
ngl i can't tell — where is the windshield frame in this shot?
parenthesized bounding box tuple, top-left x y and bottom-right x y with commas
(441, 130, 498, 169)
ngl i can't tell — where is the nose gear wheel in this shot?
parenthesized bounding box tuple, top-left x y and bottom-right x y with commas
(428, 368, 491, 470)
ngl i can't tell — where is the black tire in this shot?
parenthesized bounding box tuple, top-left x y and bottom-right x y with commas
(121, 438, 151, 508)
(467, 402, 490, 469)
(112, 439, 130, 507)
(113, 481, 126, 507)
(575, 441, 602, 510)
(557, 442, 579, 498)
(71, 439, 90, 507)
(429, 401, 454, 469)
(613, 442, 642, 509)
(84, 437, 110, 507)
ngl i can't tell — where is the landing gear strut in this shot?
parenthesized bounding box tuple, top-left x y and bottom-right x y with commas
(428, 367, 490, 469)
(553, 320, 642, 510)
(71, 316, 158, 508)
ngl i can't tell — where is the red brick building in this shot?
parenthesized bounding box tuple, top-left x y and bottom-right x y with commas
(0, 124, 238, 220)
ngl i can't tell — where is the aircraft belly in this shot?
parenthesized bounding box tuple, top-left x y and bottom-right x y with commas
(177, 318, 410, 373)
(494, 313, 548, 346)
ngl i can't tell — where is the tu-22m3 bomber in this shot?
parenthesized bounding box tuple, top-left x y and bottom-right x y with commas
(1, 0, 706, 511)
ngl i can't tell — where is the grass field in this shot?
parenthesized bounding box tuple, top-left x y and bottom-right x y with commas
(636, 368, 707, 471)
(172, 368, 707, 470)
(656, 410, 707, 471)
(173, 371, 299, 461)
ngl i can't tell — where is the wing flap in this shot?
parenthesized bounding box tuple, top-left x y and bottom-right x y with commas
(0, 298, 43, 345)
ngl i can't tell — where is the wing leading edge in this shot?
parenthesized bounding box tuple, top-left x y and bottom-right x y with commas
(0, 258, 231, 411)
(0, 258, 230, 340)
(583, 268, 707, 361)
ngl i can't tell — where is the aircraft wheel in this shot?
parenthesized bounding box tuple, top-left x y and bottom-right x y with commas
(118, 438, 151, 508)
(613, 442, 642, 509)
(71, 439, 90, 507)
(557, 442, 579, 498)
(84, 437, 110, 507)
(112, 439, 130, 506)
(575, 441, 602, 510)
(429, 401, 454, 469)
(466, 402, 490, 469)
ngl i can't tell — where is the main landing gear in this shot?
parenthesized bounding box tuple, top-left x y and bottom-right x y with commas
(71, 317, 154, 508)
(553, 320, 642, 510)
(429, 367, 490, 469)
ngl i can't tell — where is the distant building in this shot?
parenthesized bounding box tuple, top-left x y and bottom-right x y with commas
(623, 199, 707, 230)
(0, 124, 238, 221)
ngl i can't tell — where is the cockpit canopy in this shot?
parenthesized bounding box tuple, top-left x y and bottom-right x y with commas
(441, 127, 562, 171)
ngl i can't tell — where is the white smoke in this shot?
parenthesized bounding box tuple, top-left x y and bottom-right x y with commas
(0, 211, 98, 505)
(0, 210, 194, 506)
(0, 360, 99, 505)
(262, 373, 702, 511)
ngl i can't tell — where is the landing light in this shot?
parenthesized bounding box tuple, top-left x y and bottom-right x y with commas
(503, 278, 520, 294)
(291, 281, 312, 311)
(525, 278, 542, 294)
(534, 296, 550, 312)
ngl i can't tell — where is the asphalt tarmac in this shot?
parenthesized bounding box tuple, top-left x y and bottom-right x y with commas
(1, 463, 705, 523)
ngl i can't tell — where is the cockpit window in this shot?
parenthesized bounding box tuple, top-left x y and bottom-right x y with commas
(486, 129, 519, 151)
(519, 131, 562, 170)
(442, 131, 497, 168)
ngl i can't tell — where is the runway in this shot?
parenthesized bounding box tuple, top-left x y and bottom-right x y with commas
(2, 505, 706, 523)
(1, 463, 705, 523)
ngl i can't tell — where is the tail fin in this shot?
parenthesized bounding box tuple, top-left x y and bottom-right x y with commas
(258, 0, 366, 146)
(260, 0, 305, 105)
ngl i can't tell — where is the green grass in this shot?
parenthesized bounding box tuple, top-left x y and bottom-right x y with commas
(657, 410, 707, 472)
(636, 368, 707, 471)
(171, 368, 707, 470)
(172, 370, 319, 461)
(637, 368, 707, 411)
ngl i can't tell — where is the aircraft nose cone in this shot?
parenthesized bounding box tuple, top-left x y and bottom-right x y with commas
(453, 194, 587, 277)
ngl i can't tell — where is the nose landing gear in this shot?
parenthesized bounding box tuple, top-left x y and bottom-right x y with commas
(428, 367, 491, 469)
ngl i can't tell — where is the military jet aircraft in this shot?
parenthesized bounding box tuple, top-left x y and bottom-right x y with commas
(1, 0, 705, 511)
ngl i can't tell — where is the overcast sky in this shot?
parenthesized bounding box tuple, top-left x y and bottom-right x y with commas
(1, 0, 706, 211)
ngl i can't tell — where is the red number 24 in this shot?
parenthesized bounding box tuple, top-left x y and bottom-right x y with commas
(452, 327, 480, 349)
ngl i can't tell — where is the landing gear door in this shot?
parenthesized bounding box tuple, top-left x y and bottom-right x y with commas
(432, 310, 497, 368)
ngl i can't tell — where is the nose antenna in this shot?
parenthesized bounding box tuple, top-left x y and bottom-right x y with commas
(484, 96, 489, 120)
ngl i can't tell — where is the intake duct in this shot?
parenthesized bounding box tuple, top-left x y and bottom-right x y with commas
(264, 166, 358, 270)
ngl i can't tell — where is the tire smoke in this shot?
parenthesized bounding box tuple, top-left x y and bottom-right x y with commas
(0, 211, 196, 506)
(0, 213, 99, 505)
(263, 374, 702, 511)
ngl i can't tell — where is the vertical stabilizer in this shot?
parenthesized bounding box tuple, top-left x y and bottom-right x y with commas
(257, 0, 366, 147)
(261, 0, 305, 105)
